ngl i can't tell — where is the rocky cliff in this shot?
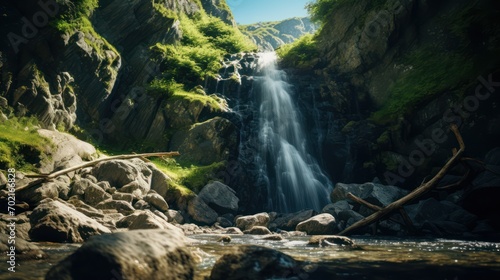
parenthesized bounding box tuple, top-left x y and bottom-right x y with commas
(0, 0, 247, 168)
(240, 17, 317, 51)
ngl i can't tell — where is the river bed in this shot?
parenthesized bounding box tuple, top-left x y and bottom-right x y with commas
(2, 236, 499, 279)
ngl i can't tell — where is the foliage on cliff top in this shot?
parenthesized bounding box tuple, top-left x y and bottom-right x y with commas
(276, 34, 319, 69)
(306, 0, 349, 24)
(0, 117, 51, 171)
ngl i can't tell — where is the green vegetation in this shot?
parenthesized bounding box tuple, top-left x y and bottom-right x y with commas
(151, 158, 226, 194)
(370, 47, 475, 124)
(0, 117, 51, 171)
(277, 34, 319, 69)
(306, 0, 349, 24)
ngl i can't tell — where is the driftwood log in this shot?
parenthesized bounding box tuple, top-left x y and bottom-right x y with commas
(17, 152, 180, 193)
(339, 125, 465, 236)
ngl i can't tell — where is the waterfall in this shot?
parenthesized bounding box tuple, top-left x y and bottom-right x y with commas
(253, 52, 332, 212)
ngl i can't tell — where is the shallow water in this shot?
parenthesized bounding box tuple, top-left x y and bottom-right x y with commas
(1, 236, 499, 279)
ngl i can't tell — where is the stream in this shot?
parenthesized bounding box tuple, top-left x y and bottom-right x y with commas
(3, 236, 499, 280)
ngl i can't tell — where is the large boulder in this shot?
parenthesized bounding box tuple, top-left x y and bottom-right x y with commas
(296, 214, 337, 235)
(83, 184, 112, 206)
(235, 213, 270, 231)
(331, 182, 407, 207)
(46, 229, 194, 280)
(170, 117, 238, 165)
(144, 192, 169, 212)
(128, 211, 182, 233)
(198, 181, 239, 214)
(92, 159, 152, 193)
(209, 246, 301, 280)
(29, 199, 110, 243)
(187, 196, 218, 225)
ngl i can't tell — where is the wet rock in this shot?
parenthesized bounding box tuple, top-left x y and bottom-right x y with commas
(322, 201, 352, 217)
(46, 229, 194, 280)
(217, 216, 233, 228)
(83, 184, 112, 206)
(308, 235, 354, 246)
(209, 245, 300, 280)
(95, 199, 135, 215)
(225, 227, 244, 235)
(244, 226, 272, 235)
(296, 214, 337, 235)
(177, 223, 204, 235)
(235, 213, 270, 231)
(29, 199, 110, 243)
(261, 234, 284, 241)
(144, 192, 169, 212)
(331, 182, 407, 207)
(0, 234, 46, 260)
(217, 235, 232, 243)
(198, 181, 239, 214)
(128, 211, 182, 233)
(273, 209, 316, 231)
(92, 159, 152, 193)
(187, 196, 218, 225)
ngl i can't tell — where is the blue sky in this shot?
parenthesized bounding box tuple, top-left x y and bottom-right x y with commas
(228, 0, 311, 25)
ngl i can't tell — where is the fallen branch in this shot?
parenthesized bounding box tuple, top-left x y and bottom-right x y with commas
(17, 151, 180, 193)
(347, 192, 416, 233)
(339, 125, 465, 236)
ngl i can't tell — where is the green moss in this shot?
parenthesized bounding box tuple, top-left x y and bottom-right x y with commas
(277, 34, 319, 69)
(151, 158, 226, 194)
(370, 47, 475, 124)
(0, 117, 52, 171)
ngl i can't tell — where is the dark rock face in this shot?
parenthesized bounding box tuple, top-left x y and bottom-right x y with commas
(46, 229, 194, 280)
(209, 245, 300, 280)
(198, 181, 239, 214)
(169, 117, 239, 165)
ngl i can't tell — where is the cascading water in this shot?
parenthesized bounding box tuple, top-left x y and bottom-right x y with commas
(252, 52, 332, 212)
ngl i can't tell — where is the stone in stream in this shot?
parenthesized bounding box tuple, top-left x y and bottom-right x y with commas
(128, 210, 182, 233)
(296, 213, 338, 235)
(198, 181, 239, 214)
(243, 226, 272, 235)
(209, 245, 301, 280)
(46, 229, 194, 280)
(235, 212, 270, 231)
(29, 198, 110, 243)
(217, 235, 232, 243)
(308, 235, 355, 247)
(225, 227, 244, 235)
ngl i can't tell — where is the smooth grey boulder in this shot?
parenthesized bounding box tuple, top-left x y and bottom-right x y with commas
(198, 181, 239, 214)
(187, 196, 218, 225)
(46, 229, 194, 280)
(272, 210, 316, 231)
(209, 245, 300, 280)
(144, 192, 169, 212)
(91, 159, 152, 193)
(243, 226, 272, 235)
(127, 211, 181, 232)
(235, 213, 270, 231)
(296, 213, 337, 235)
(95, 199, 135, 215)
(29, 199, 110, 243)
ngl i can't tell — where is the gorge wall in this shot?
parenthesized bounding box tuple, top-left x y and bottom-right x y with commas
(282, 0, 500, 189)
